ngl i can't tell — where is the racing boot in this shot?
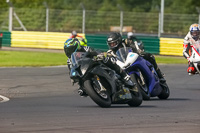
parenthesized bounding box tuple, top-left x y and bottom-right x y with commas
(187, 67, 196, 75)
(77, 87, 88, 97)
(187, 63, 196, 75)
(120, 71, 135, 88)
(156, 68, 166, 83)
(114, 72, 135, 101)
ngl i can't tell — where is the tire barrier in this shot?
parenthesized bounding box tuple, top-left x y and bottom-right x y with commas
(2, 31, 184, 56)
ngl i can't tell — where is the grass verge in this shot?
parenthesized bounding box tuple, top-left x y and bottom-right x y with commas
(0, 51, 67, 67)
(155, 55, 187, 64)
(0, 51, 187, 67)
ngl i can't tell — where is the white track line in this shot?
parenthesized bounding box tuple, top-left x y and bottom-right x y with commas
(0, 95, 10, 103)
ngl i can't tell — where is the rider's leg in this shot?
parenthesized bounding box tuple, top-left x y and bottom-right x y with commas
(67, 59, 72, 75)
(77, 86, 88, 97)
(103, 57, 134, 87)
(77, 81, 88, 97)
(141, 52, 165, 79)
(67, 58, 87, 97)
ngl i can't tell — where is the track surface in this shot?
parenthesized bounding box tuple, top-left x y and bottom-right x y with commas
(0, 65, 200, 133)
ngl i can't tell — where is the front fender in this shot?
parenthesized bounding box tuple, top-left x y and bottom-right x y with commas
(90, 65, 116, 93)
(128, 70, 140, 77)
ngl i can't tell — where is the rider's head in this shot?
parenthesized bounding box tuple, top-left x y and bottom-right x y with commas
(127, 32, 134, 40)
(189, 24, 200, 41)
(64, 38, 80, 57)
(107, 32, 123, 52)
(71, 30, 77, 38)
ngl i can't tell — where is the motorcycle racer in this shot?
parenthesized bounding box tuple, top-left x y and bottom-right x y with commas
(126, 32, 144, 51)
(183, 23, 200, 75)
(107, 32, 166, 82)
(69, 30, 87, 46)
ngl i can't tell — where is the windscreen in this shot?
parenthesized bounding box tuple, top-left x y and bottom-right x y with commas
(116, 47, 133, 63)
(71, 52, 88, 67)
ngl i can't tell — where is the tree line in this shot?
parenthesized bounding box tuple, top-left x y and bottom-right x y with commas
(0, 0, 200, 14)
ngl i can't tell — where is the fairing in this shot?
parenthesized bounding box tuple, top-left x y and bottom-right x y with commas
(115, 47, 162, 97)
(71, 52, 92, 77)
(116, 47, 139, 69)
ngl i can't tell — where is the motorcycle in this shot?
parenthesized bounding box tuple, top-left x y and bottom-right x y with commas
(188, 44, 200, 75)
(115, 47, 170, 100)
(69, 52, 143, 107)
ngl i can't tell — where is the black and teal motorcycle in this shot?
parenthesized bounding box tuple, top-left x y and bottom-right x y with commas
(69, 52, 143, 108)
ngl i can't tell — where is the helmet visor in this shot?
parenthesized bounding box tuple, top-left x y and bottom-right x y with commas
(108, 41, 118, 48)
(191, 31, 200, 36)
(64, 39, 80, 57)
(65, 45, 77, 57)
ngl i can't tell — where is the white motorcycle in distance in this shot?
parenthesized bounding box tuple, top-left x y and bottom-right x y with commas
(188, 45, 200, 75)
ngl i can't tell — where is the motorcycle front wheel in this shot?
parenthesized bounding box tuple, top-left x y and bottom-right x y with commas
(130, 74, 150, 100)
(84, 78, 111, 108)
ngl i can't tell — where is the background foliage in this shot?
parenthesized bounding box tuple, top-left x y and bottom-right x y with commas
(1, 0, 200, 14)
(0, 0, 200, 36)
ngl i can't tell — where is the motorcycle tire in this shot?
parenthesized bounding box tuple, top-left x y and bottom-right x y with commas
(158, 81, 170, 99)
(84, 79, 111, 108)
(130, 74, 150, 100)
(127, 85, 143, 107)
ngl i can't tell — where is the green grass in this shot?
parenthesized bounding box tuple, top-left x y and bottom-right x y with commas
(0, 51, 187, 67)
(155, 55, 187, 64)
(0, 51, 67, 67)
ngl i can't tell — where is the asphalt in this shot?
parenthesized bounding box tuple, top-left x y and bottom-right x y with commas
(1, 65, 200, 133)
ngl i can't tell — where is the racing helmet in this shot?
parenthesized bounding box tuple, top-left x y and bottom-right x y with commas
(71, 30, 77, 38)
(127, 32, 134, 39)
(107, 32, 123, 52)
(64, 38, 80, 57)
(189, 24, 200, 41)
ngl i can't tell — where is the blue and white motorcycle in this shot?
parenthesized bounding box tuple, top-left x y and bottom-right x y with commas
(115, 47, 170, 100)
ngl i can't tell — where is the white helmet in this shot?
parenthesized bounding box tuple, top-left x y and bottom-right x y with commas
(72, 30, 77, 36)
(189, 24, 200, 40)
(127, 32, 134, 39)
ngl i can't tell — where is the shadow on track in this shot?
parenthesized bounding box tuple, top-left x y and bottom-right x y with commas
(148, 98, 190, 101)
(76, 105, 156, 108)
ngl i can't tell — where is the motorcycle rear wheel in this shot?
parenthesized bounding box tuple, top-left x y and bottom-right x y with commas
(84, 79, 111, 108)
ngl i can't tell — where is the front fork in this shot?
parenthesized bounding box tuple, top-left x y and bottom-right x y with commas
(139, 71, 145, 85)
(93, 75, 106, 92)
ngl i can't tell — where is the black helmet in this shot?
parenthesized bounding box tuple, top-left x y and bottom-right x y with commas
(107, 32, 123, 52)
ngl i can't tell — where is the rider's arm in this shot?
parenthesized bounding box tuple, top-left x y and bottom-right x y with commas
(124, 39, 137, 52)
(124, 38, 142, 54)
(131, 36, 140, 42)
(80, 46, 100, 57)
(128, 41, 141, 54)
(183, 33, 191, 59)
(183, 43, 190, 59)
(76, 34, 83, 38)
